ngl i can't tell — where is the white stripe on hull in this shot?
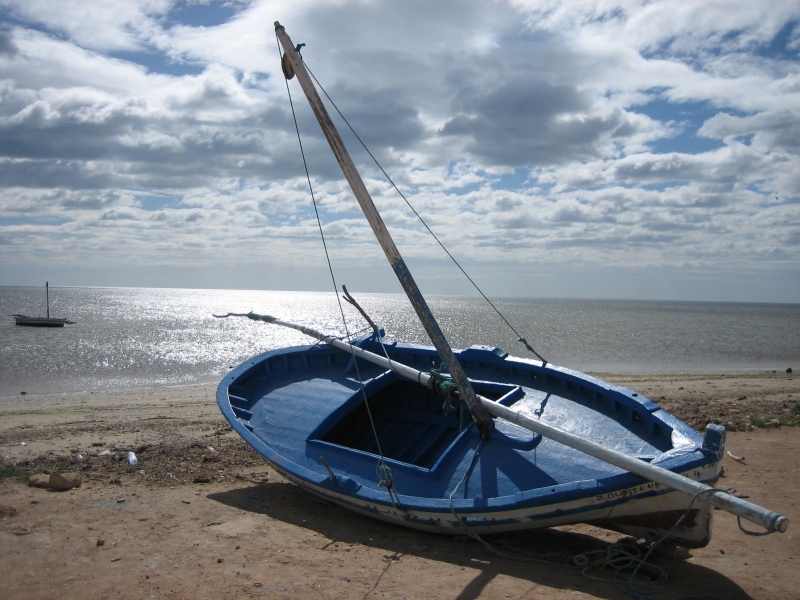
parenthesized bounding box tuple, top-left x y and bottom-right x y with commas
(266, 460, 719, 547)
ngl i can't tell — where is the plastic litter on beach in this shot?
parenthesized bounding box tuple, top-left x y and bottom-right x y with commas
(726, 451, 746, 463)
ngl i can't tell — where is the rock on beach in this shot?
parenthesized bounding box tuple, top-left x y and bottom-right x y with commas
(28, 472, 82, 490)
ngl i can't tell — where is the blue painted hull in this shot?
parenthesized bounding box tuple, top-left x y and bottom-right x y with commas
(217, 336, 724, 547)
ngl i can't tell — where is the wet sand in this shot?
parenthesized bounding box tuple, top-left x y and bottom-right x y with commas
(0, 371, 798, 599)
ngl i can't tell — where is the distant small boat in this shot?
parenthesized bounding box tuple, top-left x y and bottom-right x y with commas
(12, 282, 74, 327)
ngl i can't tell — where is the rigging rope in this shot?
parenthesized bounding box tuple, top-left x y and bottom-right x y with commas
(301, 60, 547, 365)
(277, 36, 406, 514)
(448, 458, 747, 600)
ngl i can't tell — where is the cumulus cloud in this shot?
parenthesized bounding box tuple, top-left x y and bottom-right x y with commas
(0, 0, 798, 300)
(700, 110, 800, 151)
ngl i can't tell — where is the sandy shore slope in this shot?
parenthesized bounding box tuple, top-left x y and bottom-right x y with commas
(0, 372, 797, 599)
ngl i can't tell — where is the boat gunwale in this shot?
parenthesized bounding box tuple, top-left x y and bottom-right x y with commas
(216, 340, 717, 514)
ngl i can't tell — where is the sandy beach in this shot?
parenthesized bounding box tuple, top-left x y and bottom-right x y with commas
(1, 371, 798, 599)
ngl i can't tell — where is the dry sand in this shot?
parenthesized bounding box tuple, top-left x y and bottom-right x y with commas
(0, 371, 798, 599)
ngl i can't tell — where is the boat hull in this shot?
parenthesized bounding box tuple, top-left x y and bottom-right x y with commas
(13, 315, 69, 327)
(266, 454, 715, 548)
(218, 335, 724, 548)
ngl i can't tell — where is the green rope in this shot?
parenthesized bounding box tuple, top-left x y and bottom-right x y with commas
(427, 367, 458, 414)
(573, 542, 666, 585)
(448, 456, 733, 600)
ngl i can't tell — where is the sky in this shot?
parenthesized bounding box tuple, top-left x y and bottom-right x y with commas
(0, 0, 798, 303)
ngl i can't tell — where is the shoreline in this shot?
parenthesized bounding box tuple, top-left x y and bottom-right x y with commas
(2, 369, 796, 426)
(2, 365, 795, 401)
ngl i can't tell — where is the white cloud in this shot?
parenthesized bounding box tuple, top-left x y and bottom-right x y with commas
(0, 0, 172, 52)
(0, 0, 798, 300)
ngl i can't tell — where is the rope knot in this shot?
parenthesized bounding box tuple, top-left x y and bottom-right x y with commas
(377, 462, 394, 490)
(427, 367, 459, 415)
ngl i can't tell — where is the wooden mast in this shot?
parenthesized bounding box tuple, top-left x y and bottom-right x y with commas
(274, 22, 494, 438)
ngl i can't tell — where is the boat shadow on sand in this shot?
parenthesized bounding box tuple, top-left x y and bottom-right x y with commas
(207, 480, 752, 600)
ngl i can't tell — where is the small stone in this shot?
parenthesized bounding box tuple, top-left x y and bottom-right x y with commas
(217, 558, 224, 563)
(182, 500, 191, 505)
(111, 556, 121, 562)
(30, 500, 39, 505)
(97, 539, 105, 546)
(48, 472, 82, 490)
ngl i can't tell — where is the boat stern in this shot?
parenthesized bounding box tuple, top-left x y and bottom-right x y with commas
(591, 424, 727, 548)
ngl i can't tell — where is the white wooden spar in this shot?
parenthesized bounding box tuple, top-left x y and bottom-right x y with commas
(227, 312, 788, 535)
(274, 21, 494, 439)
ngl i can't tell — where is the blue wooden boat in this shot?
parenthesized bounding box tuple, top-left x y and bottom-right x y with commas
(216, 22, 787, 549)
(218, 331, 729, 547)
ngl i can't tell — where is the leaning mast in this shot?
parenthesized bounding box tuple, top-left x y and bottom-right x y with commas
(274, 22, 493, 438)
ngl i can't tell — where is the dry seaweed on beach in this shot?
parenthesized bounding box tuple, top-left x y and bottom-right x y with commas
(600, 371, 798, 432)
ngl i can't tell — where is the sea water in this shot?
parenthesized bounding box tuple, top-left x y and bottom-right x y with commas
(1, 286, 798, 397)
